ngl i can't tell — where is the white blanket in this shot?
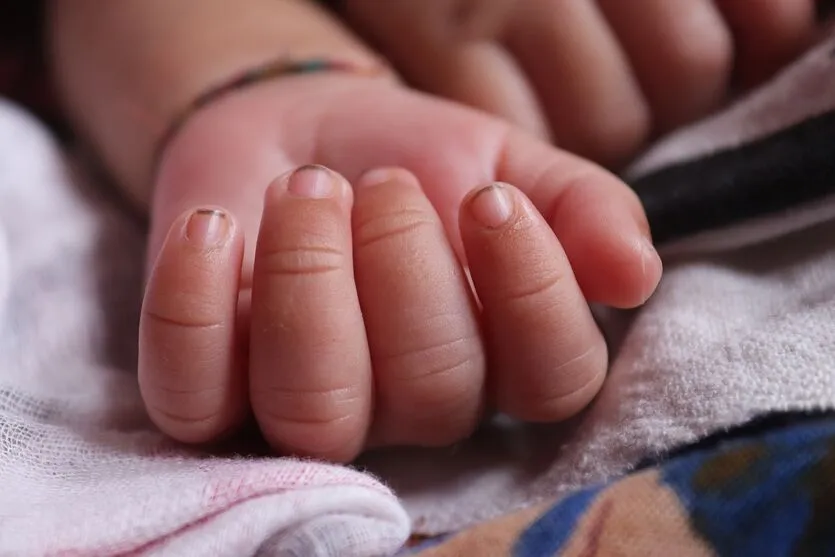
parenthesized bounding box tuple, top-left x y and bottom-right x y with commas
(1, 33, 835, 556)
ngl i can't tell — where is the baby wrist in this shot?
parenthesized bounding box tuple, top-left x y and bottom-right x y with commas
(48, 0, 393, 210)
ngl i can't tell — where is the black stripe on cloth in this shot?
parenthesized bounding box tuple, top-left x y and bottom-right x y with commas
(632, 409, 835, 472)
(630, 108, 835, 245)
(819, 0, 835, 21)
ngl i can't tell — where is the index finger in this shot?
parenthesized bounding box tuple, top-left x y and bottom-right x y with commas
(496, 128, 663, 309)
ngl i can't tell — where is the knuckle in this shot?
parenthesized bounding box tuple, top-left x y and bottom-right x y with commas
(451, 0, 509, 38)
(374, 312, 484, 387)
(258, 414, 364, 462)
(142, 379, 226, 400)
(511, 340, 608, 422)
(258, 402, 357, 430)
(501, 267, 566, 306)
(635, 16, 732, 129)
(253, 385, 366, 459)
(576, 102, 650, 166)
(138, 338, 227, 385)
(258, 243, 347, 278)
(142, 305, 224, 331)
(377, 331, 484, 443)
(353, 207, 438, 251)
(145, 395, 230, 444)
(550, 339, 608, 390)
(669, 26, 732, 86)
(149, 403, 219, 429)
(258, 384, 364, 424)
(381, 331, 483, 385)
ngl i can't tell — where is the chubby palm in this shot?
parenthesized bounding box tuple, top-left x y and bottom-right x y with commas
(138, 75, 661, 462)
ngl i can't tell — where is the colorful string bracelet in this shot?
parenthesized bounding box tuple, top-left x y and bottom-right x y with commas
(155, 57, 389, 168)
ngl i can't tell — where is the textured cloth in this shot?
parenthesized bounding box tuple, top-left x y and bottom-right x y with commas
(0, 99, 410, 556)
(405, 413, 835, 556)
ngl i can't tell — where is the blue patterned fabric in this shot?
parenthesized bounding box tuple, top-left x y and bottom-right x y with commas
(404, 415, 835, 556)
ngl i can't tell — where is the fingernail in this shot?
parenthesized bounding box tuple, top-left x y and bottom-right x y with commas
(185, 209, 229, 248)
(643, 235, 658, 254)
(640, 236, 663, 301)
(287, 164, 335, 198)
(468, 183, 514, 228)
(642, 235, 661, 266)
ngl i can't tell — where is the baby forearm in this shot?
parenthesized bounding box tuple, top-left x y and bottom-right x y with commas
(46, 0, 386, 208)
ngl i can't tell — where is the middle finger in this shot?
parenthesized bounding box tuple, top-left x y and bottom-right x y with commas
(352, 168, 486, 447)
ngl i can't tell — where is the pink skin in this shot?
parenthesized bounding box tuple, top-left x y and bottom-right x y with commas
(345, 0, 817, 166)
(138, 75, 661, 462)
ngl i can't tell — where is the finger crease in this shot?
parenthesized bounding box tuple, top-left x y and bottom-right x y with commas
(503, 271, 565, 304)
(257, 406, 357, 427)
(553, 344, 599, 375)
(355, 212, 437, 250)
(264, 384, 363, 403)
(148, 403, 223, 427)
(142, 308, 225, 331)
(145, 382, 228, 397)
(259, 246, 345, 277)
(380, 335, 480, 382)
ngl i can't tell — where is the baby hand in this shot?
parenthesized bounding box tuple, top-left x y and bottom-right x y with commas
(137, 76, 661, 462)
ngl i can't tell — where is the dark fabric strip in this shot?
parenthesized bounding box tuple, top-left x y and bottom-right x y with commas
(631, 109, 835, 245)
(632, 409, 835, 472)
(818, 0, 835, 20)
